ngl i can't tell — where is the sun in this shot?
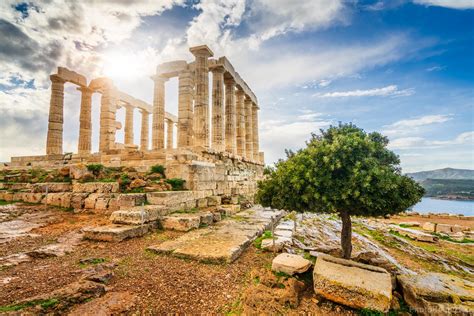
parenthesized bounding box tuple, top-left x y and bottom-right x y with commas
(102, 50, 151, 81)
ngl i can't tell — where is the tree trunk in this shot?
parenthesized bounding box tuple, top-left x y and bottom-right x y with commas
(340, 210, 352, 259)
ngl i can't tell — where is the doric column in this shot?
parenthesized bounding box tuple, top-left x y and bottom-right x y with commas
(140, 110, 149, 150)
(245, 96, 253, 160)
(151, 75, 167, 150)
(167, 119, 174, 149)
(211, 66, 225, 151)
(190, 45, 214, 148)
(77, 86, 93, 155)
(178, 70, 194, 147)
(252, 103, 260, 161)
(99, 80, 117, 152)
(46, 74, 65, 155)
(124, 104, 134, 145)
(236, 89, 246, 157)
(224, 77, 237, 155)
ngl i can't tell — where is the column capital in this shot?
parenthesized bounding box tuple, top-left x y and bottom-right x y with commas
(252, 102, 260, 110)
(224, 76, 236, 86)
(235, 88, 245, 97)
(150, 75, 169, 83)
(189, 45, 214, 57)
(210, 65, 225, 74)
(50, 74, 66, 84)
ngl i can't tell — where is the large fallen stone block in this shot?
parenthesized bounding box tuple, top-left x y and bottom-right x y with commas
(422, 222, 436, 232)
(398, 272, 474, 316)
(313, 254, 392, 312)
(160, 214, 201, 231)
(110, 205, 166, 225)
(272, 253, 311, 275)
(389, 225, 438, 242)
(82, 223, 157, 242)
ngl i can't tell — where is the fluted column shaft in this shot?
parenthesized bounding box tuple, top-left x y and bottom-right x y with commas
(152, 76, 167, 150)
(190, 46, 213, 147)
(167, 119, 174, 149)
(99, 83, 117, 152)
(140, 110, 149, 150)
(224, 78, 237, 155)
(236, 89, 246, 157)
(245, 96, 253, 159)
(46, 75, 65, 155)
(124, 104, 134, 145)
(252, 104, 260, 161)
(211, 67, 225, 151)
(178, 71, 194, 147)
(77, 87, 93, 154)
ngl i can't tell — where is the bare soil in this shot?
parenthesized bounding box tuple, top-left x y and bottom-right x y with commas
(0, 203, 354, 314)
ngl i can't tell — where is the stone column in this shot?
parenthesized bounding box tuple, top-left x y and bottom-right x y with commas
(140, 110, 149, 150)
(245, 96, 254, 160)
(151, 75, 167, 150)
(224, 77, 237, 155)
(190, 45, 214, 148)
(77, 86, 93, 155)
(124, 104, 134, 145)
(211, 66, 225, 151)
(252, 103, 260, 161)
(46, 74, 65, 155)
(99, 80, 117, 152)
(236, 89, 246, 157)
(167, 119, 174, 149)
(178, 70, 194, 147)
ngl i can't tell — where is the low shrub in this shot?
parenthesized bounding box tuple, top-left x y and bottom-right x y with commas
(86, 164, 104, 176)
(150, 164, 166, 176)
(165, 178, 186, 191)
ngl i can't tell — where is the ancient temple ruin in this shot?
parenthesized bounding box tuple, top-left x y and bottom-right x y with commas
(6, 45, 264, 207)
(13, 45, 262, 166)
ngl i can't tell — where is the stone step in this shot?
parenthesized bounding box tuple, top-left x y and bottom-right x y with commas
(82, 223, 158, 242)
(110, 205, 166, 225)
(147, 206, 285, 263)
(160, 211, 217, 231)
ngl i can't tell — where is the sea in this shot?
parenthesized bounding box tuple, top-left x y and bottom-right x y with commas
(410, 197, 474, 216)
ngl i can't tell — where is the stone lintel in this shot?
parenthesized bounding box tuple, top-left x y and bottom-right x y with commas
(189, 45, 214, 57)
(156, 60, 188, 78)
(57, 67, 87, 86)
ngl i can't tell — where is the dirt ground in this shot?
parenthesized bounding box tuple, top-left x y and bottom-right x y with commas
(0, 203, 355, 315)
(386, 214, 474, 229)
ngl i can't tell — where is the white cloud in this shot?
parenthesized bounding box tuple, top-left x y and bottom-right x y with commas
(413, 0, 474, 9)
(426, 65, 445, 72)
(388, 131, 474, 149)
(313, 85, 414, 98)
(383, 114, 452, 137)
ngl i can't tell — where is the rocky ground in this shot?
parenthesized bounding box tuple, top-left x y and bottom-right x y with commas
(0, 201, 472, 314)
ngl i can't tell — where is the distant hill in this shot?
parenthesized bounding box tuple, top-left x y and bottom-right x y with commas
(406, 168, 474, 182)
(406, 168, 474, 200)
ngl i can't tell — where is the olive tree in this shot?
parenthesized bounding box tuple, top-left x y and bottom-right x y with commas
(256, 123, 424, 259)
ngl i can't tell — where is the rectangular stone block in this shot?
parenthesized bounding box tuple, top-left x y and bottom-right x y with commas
(72, 182, 119, 193)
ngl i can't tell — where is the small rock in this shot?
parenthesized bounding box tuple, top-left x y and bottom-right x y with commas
(272, 253, 311, 275)
(129, 178, 147, 189)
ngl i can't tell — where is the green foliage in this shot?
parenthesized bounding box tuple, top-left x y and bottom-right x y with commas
(256, 123, 424, 217)
(165, 178, 186, 190)
(86, 164, 104, 176)
(119, 174, 131, 192)
(253, 230, 272, 249)
(0, 299, 59, 312)
(150, 164, 166, 176)
(263, 166, 274, 175)
(432, 232, 474, 244)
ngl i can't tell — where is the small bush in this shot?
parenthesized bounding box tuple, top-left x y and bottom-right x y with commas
(165, 178, 186, 191)
(119, 174, 131, 192)
(150, 164, 166, 176)
(253, 230, 273, 249)
(86, 164, 104, 176)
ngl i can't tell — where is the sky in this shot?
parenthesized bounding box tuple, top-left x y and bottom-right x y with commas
(0, 0, 473, 173)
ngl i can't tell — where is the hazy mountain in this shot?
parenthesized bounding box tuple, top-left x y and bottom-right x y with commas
(406, 168, 474, 182)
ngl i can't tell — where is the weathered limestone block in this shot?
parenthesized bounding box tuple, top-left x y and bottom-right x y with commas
(45, 192, 72, 208)
(71, 193, 89, 210)
(110, 205, 166, 225)
(69, 164, 90, 180)
(199, 212, 214, 226)
(23, 193, 44, 204)
(196, 198, 208, 208)
(212, 211, 222, 222)
(72, 182, 119, 193)
(218, 204, 241, 216)
(389, 225, 437, 242)
(313, 254, 392, 312)
(160, 214, 201, 231)
(83, 223, 158, 242)
(436, 223, 453, 234)
(422, 222, 436, 232)
(32, 182, 71, 193)
(207, 195, 222, 206)
(146, 191, 194, 206)
(272, 253, 311, 275)
(398, 273, 474, 316)
(95, 198, 110, 212)
(116, 193, 146, 209)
